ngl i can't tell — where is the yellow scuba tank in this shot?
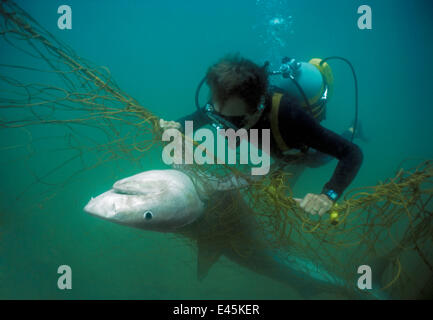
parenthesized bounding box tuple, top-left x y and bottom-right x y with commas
(271, 57, 334, 122)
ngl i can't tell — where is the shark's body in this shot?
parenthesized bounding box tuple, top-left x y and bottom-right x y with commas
(84, 169, 385, 299)
(180, 189, 348, 298)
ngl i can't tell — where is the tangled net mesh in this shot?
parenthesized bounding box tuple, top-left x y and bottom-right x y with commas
(0, 0, 432, 299)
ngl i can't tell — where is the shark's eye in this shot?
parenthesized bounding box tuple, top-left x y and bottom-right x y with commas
(144, 211, 153, 220)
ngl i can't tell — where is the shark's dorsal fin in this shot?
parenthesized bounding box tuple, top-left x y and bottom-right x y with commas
(197, 239, 224, 281)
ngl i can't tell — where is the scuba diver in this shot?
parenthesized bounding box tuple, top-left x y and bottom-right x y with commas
(160, 54, 365, 216)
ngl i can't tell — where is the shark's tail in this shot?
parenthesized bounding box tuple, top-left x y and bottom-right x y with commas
(268, 253, 391, 300)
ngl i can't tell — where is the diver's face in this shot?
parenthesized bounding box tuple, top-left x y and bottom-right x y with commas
(213, 96, 250, 117)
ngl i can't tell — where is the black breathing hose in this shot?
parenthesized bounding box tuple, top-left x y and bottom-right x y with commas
(195, 76, 207, 111)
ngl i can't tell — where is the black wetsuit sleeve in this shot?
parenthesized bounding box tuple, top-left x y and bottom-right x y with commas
(278, 97, 363, 199)
(176, 110, 210, 131)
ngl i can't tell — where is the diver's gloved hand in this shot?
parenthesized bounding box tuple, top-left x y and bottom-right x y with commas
(294, 193, 334, 216)
(159, 119, 181, 131)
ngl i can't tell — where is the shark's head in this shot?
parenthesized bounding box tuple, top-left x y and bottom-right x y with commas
(84, 170, 205, 232)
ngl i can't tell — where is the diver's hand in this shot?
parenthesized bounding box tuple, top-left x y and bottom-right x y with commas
(294, 193, 334, 216)
(159, 119, 181, 131)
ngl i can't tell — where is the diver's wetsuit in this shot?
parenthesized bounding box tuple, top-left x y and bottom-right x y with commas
(176, 88, 363, 201)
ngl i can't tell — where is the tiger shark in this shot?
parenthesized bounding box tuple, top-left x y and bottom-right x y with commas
(84, 169, 388, 299)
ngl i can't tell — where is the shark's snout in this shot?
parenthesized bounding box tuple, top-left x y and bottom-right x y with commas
(84, 190, 121, 220)
(84, 169, 206, 231)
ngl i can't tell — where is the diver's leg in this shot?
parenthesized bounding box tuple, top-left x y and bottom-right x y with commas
(342, 120, 369, 143)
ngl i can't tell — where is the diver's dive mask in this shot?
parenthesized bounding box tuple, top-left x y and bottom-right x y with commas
(201, 102, 265, 131)
(202, 102, 241, 131)
(195, 76, 265, 131)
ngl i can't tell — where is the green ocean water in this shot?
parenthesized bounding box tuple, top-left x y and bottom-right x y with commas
(0, 0, 433, 299)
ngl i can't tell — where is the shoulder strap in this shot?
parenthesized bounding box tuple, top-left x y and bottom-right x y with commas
(271, 93, 290, 152)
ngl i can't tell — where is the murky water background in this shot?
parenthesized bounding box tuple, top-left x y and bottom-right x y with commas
(1, 0, 433, 299)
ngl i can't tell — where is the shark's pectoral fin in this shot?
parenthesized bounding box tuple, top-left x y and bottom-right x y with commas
(197, 239, 224, 281)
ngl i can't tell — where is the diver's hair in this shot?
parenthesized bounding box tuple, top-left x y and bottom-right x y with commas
(206, 53, 269, 112)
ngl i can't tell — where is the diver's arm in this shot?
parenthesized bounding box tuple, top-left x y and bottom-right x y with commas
(169, 110, 248, 194)
(176, 110, 211, 131)
(279, 99, 363, 201)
